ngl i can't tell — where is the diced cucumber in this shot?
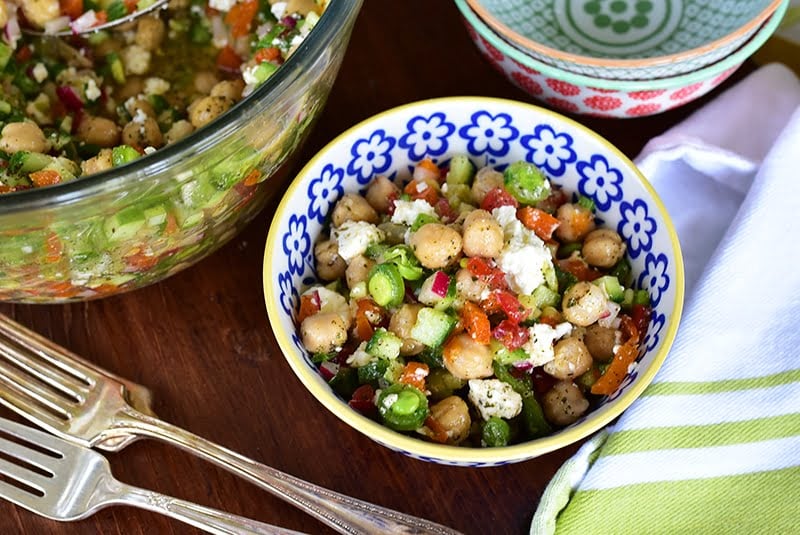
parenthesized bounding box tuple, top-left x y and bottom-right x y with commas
(531, 284, 561, 308)
(0, 42, 11, 70)
(365, 328, 402, 360)
(143, 204, 168, 227)
(43, 157, 80, 181)
(104, 206, 146, 242)
(446, 155, 476, 185)
(593, 275, 624, 303)
(357, 359, 389, 385)
(107, 52, 125, 84)
(410, 307, 457, 349)
(634, 289, 650, 306)
(9, 151, 53, 174)
(444, 183, 472, 210)
(172, 202, 204, 229)
(328, 366, 358, 398)
(490, 339, 528, 365)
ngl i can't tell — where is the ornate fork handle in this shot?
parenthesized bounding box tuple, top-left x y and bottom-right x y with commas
(114, 482, 305, 535)
(111, 406, 461, 535)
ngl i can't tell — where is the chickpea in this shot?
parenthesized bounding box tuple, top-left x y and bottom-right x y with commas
(210, 79, 245, 101)
(300, 312, 348, 355)
(582, 229, 626, 268)
(0, 0, 9, 27)
(124, 97, 156, 119)
(116, 77, 145, 100)
(135, 16, 166, 51)
(542, 381, 589, 427)
(455, 267, 489, 303)
(331, 193, 379, 227)
(461, 209, 503, 258)
(583, 324, 619, 362)
(165, 120, 194, 144)
(409, 223, 462, 270)
(562, 281, 606, 327)
(345, 254, 374, 289)
(122, 116, 163, 148)
(365, 175, 400, 213)
(20, 0, 59, 27)
(429, 396, 471, 445)
(0, 122, 49, 154)
(471, 166, 503, 205)
(442, 333, 494, 380)
(313, 240, 346, 282)
(188, 96, 232, 128)
(388, 304, 424, 356)
(286, 0, 321, 15)
(555, 203, 596, 243)
(543, 337, 593, 380)
(76, 116, 121, 148)
(80, 148, 113, 176)
(194, 71, 220, 94)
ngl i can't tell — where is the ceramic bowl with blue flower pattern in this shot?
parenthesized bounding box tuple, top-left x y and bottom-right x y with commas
(263, 97, 684, 466)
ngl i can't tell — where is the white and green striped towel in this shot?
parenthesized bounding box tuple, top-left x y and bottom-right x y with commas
(532, 63, 800, 535)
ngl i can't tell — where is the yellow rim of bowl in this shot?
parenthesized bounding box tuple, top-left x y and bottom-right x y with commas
(263, 96, 685, 464)
(467, 0, 784, 70)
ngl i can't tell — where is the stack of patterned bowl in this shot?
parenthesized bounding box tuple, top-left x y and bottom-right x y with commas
(457, 0, 788, 117)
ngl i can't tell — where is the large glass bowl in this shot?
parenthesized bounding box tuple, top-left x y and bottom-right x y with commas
(0, 1, 363, 303)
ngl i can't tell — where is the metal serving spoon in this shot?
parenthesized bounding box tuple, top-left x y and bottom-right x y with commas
(20, 0, 167, 37)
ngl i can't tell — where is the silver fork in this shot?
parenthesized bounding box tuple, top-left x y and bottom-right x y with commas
(0, 416, 304, 534)
(0, 314, 462, 535)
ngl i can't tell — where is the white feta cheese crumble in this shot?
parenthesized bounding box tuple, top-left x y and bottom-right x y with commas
(143, 146, 157, 155)
(331, 221, 384, 262)
(121, 45, 151, 75)
(313, 286, 351, 322)
(242, 64, 261, 86)
(84, 78, 101, 101)
(210, 0, 236, 11)
(468, 379, 523, 421)
(346, 341, 374, 367)
(32, 63, 48, 83)
(144, 77, 170, 95)
(391, 199, 437, 226)
(132, 108, 148, 124)
(491, 205, 554, 295)
(522, 322, 573, 367)
(270, 1, 287, 18)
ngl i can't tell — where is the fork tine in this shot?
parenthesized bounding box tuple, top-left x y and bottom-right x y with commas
(0, 316, 95, 386)
(0, 365, 74, 422)
(0, 339, 90, 402)
(0, 443, 55, 493)
(0, 374, 72, 434)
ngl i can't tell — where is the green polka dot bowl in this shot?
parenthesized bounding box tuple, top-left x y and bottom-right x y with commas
(467, 0, 785, 79)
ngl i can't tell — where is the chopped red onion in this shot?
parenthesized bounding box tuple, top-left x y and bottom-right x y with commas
(70, 10, 98, 34)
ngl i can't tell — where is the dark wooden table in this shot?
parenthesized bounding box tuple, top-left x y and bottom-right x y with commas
(0, 2, 754, 534)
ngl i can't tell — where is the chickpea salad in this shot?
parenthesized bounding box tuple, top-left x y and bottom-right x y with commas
(0, 0, 325, 191)
(298, 156, 652, 448)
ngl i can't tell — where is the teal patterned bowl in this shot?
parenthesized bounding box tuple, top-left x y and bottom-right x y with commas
(468, 0, 784, 79)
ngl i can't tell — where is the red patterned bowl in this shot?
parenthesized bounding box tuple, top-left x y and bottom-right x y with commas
(457, 0, 786, 118)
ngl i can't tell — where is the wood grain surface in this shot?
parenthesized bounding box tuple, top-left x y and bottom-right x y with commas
(0, 1, 753, 533)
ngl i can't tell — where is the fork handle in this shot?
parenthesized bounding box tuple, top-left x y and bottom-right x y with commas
(113, 407, 462, 535)
(114, 483, 306, 535)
